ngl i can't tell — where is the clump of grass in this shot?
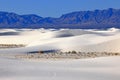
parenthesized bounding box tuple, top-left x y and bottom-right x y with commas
(0, 44, 25, 49)
(14, 50, 120, 59)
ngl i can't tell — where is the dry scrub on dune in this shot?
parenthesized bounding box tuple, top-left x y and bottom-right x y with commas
(15, 51, 120, 59)
(0, 44, 25, 48)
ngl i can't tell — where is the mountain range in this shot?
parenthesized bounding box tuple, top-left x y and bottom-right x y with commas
(0, 8, 120, 29)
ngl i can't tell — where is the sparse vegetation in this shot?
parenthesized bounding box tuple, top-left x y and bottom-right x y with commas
(14, 51, 120, 59)
(0, 44, 25, 49)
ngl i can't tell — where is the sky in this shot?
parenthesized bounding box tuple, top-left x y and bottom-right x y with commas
(0, 0, 120, 18)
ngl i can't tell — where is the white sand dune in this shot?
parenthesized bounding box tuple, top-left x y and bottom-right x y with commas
(81, 38, 120, 52)
(0, 28, 120, 53)
(0, 56, 120, 80)
(0, 28, 120, 80)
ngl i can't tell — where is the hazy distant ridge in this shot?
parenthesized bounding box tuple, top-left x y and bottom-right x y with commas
(0, 8, 120, 29)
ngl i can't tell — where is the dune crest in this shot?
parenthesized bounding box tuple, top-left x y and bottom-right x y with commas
(0, 28, 120, 53)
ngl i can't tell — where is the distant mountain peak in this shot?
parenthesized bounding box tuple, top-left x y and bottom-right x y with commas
(0, 8, 120, 29)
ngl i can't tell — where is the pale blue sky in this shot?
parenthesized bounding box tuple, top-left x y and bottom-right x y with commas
(0, 0, 120, 17)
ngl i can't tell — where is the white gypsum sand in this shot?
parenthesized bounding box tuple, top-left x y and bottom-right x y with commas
(0, 28, 120, 54)
(0, 56, 120, 80)
(0, 28, 120, 80)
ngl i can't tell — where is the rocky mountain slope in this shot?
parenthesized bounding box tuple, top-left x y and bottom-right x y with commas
(0, 8, 120, 29)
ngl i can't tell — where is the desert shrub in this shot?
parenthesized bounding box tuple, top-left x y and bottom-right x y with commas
(71, 50, 77, 54)
(38, 51, 44, 54)
(115, 53, 119, 55)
